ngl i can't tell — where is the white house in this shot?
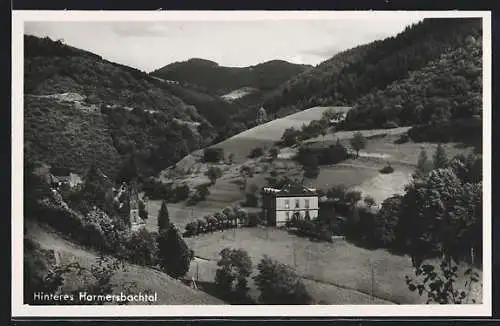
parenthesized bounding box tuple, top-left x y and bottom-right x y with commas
(261, 179, 319, 226)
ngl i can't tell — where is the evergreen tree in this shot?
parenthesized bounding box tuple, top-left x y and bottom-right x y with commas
(433, 143, 448, 169)
(157, 225, 193, 278)
(157, 200, 170, 231)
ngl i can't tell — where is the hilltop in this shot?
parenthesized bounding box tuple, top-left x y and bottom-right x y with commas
(150, 58, 311, 96)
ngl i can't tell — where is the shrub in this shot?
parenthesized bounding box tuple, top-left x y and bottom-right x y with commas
(248, 147, 265, 158)
(246, 212, 261, 227)
(383, 120, 399, 129)
(243, 193, 258, 207)
(303, 166, 320, 179)
(183, 222, 198, 237)
(379, 165, 394, 174)
(326, 185, 348, 202)
(394, 134, 410, 144)
(280, 127, 301, 147)
(206, 166, 223, 185)
(142, 178, 172, 200)
(363, 196, 376, 207)
(174, 184, 190, 201)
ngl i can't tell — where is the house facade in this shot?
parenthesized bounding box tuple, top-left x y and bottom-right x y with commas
(261, 180, 319, 226)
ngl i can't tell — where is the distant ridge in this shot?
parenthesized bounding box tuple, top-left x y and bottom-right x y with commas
(150, 58, 311, 95)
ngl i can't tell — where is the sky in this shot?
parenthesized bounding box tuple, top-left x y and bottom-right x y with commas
(24, 13, 432, 72)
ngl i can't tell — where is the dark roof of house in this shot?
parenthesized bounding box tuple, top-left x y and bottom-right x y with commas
(263, 178, 317, 196)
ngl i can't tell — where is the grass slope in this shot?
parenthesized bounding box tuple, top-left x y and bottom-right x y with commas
(185, 227, 482, 305)
(25, 220, 225, 305)
(212, 106, 350, 162)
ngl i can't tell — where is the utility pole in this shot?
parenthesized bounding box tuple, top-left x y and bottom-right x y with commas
(196, 260, 199, 282)
(371, 263, 375, 302)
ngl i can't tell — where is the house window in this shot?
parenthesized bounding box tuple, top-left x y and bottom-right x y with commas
(305, 199, 310, 209)
(284, 199, 290, 209)
(286, 211, 290, 220)
(305, 210, 311, 221)
(295, 199, 300, 209)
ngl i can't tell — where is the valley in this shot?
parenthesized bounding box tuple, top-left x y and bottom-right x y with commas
(22, 16, 485, 307)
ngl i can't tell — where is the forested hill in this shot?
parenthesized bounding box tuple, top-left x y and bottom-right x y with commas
(25, 35, 208, 122)
(150, 58, 312, 95)
(343, 35, 482, 131)
(262, 18, 482, 118)
(24, 35, 218, 179)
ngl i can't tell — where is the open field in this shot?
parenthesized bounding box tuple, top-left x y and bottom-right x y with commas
(307, 133, 476, 166)
(152, 131, 475, 231)
(213, 106, 351, 162)
(307, 126, 411, 144)
(185, 227, 483, 305)
(25, 220, 225, 305)
(187, 256, 392, 304)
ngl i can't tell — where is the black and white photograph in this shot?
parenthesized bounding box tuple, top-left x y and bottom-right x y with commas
(12, 10, 491, 317)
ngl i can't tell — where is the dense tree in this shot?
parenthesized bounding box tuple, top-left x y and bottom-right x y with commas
(79, 163, 113, 212)
(116, 155, 140, 184)
(414, 148, 432, 179)
(280, 127, 301, 147)
(244, 184, 259, 207)
(433, 143, 449, 169)
(215, 248, 253, 300)
(253, 256, 312, 304)
(269, 147, 279, 161)
(204, 148, 225, 163)
(373, 195, 402, 247)
(398, 168, 480, 267)
(350, 132, 366, 158)
(448, 153, 482, 184)
(122, 228, 158, 266)
(157, 225, 193, 278)
(206, 166, 223, 185)
(326, 185, 348, 202)
(157, 200, 170, 231)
